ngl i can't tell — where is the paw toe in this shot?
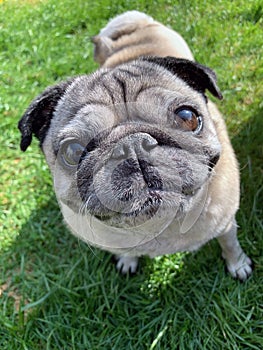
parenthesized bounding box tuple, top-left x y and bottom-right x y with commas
(227, 254, 253, 281)
(115, 256, 139, 274)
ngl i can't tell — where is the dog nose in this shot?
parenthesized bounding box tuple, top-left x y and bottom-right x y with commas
(111, 133, 158, 160)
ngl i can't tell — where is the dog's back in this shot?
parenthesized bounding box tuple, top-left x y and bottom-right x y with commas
(92, 11, 194, 67)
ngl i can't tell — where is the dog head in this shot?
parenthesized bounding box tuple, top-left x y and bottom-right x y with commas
(18, 56, 222, 248)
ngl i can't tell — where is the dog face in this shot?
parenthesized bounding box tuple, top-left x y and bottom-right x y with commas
(19, 56, 222, 249)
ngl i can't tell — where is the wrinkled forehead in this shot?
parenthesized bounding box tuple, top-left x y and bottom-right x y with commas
(54, 61, 204, 127)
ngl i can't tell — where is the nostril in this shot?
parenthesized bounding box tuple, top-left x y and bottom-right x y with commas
(111, 143, 129, 160)
(141, 137, 158, 151)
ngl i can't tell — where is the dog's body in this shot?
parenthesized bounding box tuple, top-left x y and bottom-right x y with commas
(18, 11, 252, 280)
(93, 11, 194, 67)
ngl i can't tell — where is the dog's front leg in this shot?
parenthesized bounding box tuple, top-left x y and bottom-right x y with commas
(217, 220, 253, 281)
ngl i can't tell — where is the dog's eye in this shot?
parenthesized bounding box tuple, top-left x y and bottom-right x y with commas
(174, 108, 202, 133)
(61, 142, 85, 167)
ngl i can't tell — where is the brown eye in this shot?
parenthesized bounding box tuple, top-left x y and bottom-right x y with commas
(61, 142, 85, 167)
(174, 108, 202, 133)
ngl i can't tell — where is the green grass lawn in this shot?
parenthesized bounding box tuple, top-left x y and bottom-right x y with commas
(0, 0, 262, 349)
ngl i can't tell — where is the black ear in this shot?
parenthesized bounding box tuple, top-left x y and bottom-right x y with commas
(18, 79, 74, 151)
(140, 56, 223, 100)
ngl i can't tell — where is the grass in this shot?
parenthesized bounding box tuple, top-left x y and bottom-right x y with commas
(0, 0, 262, 349)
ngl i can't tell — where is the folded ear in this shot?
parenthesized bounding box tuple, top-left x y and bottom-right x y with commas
(18, 79, 74, 151)
(140, 56, 223, 100)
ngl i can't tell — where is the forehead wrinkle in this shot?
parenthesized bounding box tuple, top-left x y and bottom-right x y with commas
(135, 84, 204, 110)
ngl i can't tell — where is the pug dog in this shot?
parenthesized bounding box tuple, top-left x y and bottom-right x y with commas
(18, 11, 253, 280)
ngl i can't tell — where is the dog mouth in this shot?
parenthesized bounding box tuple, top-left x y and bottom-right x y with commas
(93, 188, 163, 222)
(123, 189, 163, 217)
(77, 155, 206, 225)
(91, 184, 202, 226)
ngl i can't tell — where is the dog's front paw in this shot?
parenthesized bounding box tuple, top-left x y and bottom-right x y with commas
(217, 222, 253, 282)
(115, 256, 139, 274)
(224, 252, 253, 281)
